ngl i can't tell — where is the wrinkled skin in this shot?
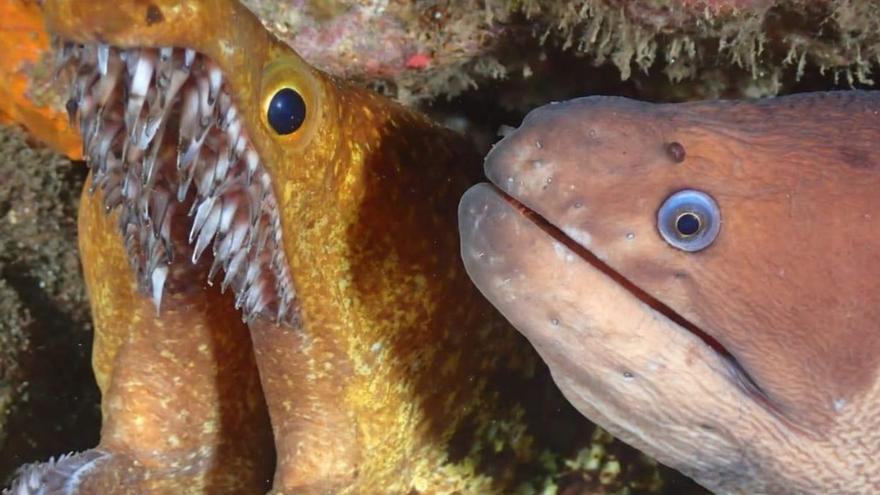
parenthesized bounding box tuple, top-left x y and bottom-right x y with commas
(459, 92, 880, 494)
(28, 0, 544, 493)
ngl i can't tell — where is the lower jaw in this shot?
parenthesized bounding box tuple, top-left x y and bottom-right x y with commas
(56, 39, 299, 327)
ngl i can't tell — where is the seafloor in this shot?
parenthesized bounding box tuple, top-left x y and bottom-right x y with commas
(1, 0, 878, 493)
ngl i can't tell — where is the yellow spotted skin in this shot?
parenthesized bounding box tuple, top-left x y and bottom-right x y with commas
(45, 0, 535, 493)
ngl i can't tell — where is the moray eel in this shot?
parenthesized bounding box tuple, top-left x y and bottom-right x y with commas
(458, 92, 880, 494)
(5, 0, 546, 493)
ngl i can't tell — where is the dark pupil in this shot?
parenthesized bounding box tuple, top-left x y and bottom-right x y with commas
(676, 212, 701, 236)
(267, 88, 306, 135)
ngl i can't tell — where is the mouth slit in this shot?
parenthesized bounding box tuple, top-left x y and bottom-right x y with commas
(489, 186, 778, 411)
(56, 39, 299, 327)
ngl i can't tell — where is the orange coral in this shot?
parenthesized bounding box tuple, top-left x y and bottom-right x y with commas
(0, 0, 80, 158)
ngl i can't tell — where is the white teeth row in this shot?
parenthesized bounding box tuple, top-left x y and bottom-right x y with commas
(57, 39, 298, 327)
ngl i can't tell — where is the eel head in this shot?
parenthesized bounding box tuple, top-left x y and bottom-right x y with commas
(43, 0, 373, 327)
(459, 93, 880, 493)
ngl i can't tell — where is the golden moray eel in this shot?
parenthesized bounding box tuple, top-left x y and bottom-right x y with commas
(5, 0, 555, 493)
(458, 92, 880, 493)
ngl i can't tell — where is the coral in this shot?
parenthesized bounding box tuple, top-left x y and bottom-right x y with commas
(0, 1, 81, 157)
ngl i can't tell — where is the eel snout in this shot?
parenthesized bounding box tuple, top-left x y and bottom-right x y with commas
(458, 182, 771, 489)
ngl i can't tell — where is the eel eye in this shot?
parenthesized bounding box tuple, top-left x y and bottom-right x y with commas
(657, 189, 720, 252)
(267, 87, 306, 135)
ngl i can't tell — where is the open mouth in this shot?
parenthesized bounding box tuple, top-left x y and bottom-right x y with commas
(480, 182, 776, 411)
(55, 40, 298, 327)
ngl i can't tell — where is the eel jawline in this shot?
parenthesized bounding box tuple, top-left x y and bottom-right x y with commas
(484, 184, 776, 410)
(57, 40, 299, 326)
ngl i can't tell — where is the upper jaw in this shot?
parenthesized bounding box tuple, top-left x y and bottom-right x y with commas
(55, 36, 299, 326)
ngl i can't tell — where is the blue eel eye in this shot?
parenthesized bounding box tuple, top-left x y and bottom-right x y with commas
(657, 189, 720, 252)
(267, 87, 306, 135)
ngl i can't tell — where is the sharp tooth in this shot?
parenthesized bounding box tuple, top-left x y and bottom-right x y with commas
(177, 165, 196, 202)
(183, 48, 196, 71)
(244, 254, 262, 287)
(229, 227, 248, 258)
(218, 93, 235, 129)
(146, 68, 189, 138)
(213, 148, 231, 191)
(245, 277, 267, 310)
(177, 85, 207, 170)
(219, 195, 239, 234)
(207, 61, 222, 105)
(167, 65, 192, 100)
(97, 43, 110, 75)
(207, 254, 224, 284)
(142, 118, 167, 186)
(253, 217, 271, 254)
(245, 149, 259, 183)
(271, 249, 284, 272)
(93, 54, 123, 106)
(195, 151, 217, 197)
(246, 210, 262, 249)
(225, 117, 241, 149)
(122, 168, 142, 203)
(222, 248, 248, 293)
(138, 189, 152, 223)
(156, 49, 173, 89)
(92, 121, 122, 167)
(197, 76, 216, 128)
(246, 282, 268, 316)
(214, 231, 234, 263)
(159, 205, 175, 261)
(192, 202, 221, 263)
(125, 49, 156, 138)
(141, 114, 164, 148)
(122, 49, 136, 74)
(149, 189, 171, 239)
(150, 265, 169, 312)
(190, 196, 217, 242)
(232, 133, 247, 161)
(236, 261, 265, 309)
(146, 234, 164, 274)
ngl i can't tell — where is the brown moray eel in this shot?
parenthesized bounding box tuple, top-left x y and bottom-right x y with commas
(458, 92, 880, 494)
(4, 0, 550, 493)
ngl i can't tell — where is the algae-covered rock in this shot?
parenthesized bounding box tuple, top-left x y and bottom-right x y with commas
(243, 0, 880, 103)
(0, 125, 99, 485)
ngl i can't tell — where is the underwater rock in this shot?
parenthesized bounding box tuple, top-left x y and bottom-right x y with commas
(0, 125, 98, 486)
(243, 0, 880, 103)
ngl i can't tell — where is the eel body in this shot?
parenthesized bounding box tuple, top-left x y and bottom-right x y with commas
(5, 0, 556, 493)
(458, 92, 880, 494)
